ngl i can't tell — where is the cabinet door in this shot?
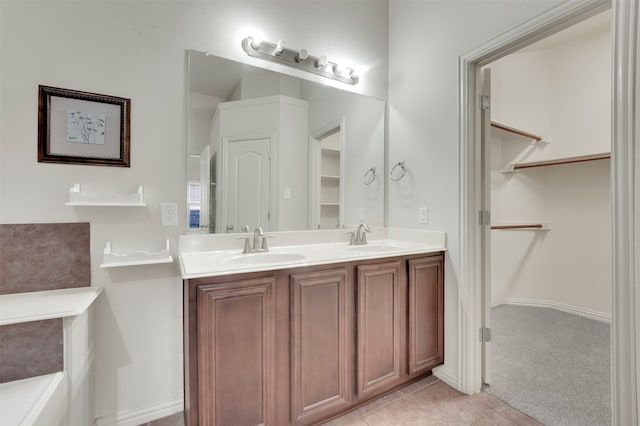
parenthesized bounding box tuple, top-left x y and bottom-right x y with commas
(290, 268, 352, 425)
(197, 277, 276, 426)
(408, 256, 444, 375)
(356, 261, 402, 398)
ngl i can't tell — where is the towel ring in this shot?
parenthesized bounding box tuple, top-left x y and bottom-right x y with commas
(363, 167, 377, 185)
(390, 161, 407, 182)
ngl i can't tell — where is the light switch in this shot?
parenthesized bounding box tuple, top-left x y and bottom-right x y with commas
(284, 188, 291, 199)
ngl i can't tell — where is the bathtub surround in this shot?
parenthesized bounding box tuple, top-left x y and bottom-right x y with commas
(0, 222, 90, 383)
(0, 222, 90, 294)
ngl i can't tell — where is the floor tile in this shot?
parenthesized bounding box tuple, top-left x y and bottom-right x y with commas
(146, 379, 541, 426)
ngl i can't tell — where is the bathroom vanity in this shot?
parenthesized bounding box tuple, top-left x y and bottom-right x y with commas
(180, 229, 445, 426)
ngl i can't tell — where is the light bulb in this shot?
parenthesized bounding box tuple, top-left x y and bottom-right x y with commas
(274, 40, 285, 56)
(316, 55, 328, 68)
(333, 63, 346, 75)
(249, 35, 262, 49)
(295, 49, 309, 62)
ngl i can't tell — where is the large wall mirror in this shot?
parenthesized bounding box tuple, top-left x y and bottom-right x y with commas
(187, 49, 385, 233)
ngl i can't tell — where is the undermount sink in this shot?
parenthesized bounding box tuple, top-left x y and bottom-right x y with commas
(223, 252, 307, 265)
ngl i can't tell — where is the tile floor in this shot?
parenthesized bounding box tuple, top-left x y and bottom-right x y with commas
(146, 376, 542, 426)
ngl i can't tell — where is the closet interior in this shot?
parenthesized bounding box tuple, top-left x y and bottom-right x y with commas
(484, 10, 612, 425)
(489, 10, 611, 320)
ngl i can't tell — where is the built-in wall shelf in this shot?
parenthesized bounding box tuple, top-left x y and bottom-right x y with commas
(100, 239, 173, 268)
(505, 152, 611, 172)
(491, 121, 545, 143)
(491, 223, 550, 231)
(65, 184, 146, 206)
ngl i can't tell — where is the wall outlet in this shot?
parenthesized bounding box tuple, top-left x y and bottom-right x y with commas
(419, 206, 429, 224)
(161, 203, 178, 226)
(357, 207, 364, 220)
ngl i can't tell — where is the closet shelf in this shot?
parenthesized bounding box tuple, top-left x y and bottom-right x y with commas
(491, 121, 545, 143)
(504, 152, 611, 172)
(65, 184, 146, 206)
(491, 223, 550, 231)
(100, 239, 173, 268)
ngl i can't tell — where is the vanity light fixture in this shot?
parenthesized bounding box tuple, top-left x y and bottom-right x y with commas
(241, 36, 359, 85)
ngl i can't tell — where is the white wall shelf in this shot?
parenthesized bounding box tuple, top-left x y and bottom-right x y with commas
(100, 239, 173, 268)
(65, 184, 146, 206)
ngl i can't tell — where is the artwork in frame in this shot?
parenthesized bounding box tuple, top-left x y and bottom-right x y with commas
(38, 85, 131, 167)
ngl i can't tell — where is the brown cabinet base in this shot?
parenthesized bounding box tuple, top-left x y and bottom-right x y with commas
(184, 252, 444, 426)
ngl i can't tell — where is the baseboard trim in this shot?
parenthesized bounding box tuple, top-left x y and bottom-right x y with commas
(94, 396, 183, 426)
(492, 298, 611, 323)
(432, 364, 459, 391)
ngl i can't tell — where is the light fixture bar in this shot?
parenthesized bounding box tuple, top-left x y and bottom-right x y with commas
(241, 37, 359, 85)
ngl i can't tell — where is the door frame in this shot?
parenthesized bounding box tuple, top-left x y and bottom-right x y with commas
(458, 0, 639, 424)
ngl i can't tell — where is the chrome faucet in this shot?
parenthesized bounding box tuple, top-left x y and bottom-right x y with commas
(347, 223, 371, 245)
(253, 226, 264, 251)
(236, 226, 273, 253)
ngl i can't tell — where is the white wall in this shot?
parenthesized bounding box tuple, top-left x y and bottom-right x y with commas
(490, 26, 611, 320)
(0, 1, 388, 423)
(387, 0, 567, 386)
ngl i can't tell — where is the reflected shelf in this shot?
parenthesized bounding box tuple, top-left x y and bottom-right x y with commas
(503, 152, 611, 172)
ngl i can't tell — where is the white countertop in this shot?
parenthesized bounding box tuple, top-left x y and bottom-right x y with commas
(0, 287, 103, 326)
(179, 228, 446, 279)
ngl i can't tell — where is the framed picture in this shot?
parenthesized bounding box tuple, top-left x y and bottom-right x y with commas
(38, 85, 131, 167)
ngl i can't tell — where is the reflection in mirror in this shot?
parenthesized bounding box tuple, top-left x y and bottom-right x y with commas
(187, 50, 385, 233)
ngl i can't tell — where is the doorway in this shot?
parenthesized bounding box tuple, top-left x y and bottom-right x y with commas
(479, 12, 612, 423)
(309, 119, 345, 230)
(457, 1, 639, 424)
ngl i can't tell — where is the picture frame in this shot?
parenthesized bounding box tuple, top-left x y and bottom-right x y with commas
(38, 85, 131, 167)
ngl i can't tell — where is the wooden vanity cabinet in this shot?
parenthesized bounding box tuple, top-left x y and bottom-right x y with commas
(356, 261, 403, 399)
(290, 268, 353, 425)
(184, 252, 444, 426)
(194, 276, 278, 426)
(408, 255, 444, 375)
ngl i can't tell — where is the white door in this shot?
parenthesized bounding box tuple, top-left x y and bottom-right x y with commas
(199, 145, 211, 233)
(225, 137, 271, 233)
(480, 68, 492, 384)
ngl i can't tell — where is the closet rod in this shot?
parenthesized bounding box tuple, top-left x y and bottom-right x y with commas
(513, 153, 610, 170)
(491, 121, 543, 142)
(491, 224, 543, 230)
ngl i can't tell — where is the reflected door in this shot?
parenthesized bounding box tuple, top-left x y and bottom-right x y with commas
(225, 137, 271, 232)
